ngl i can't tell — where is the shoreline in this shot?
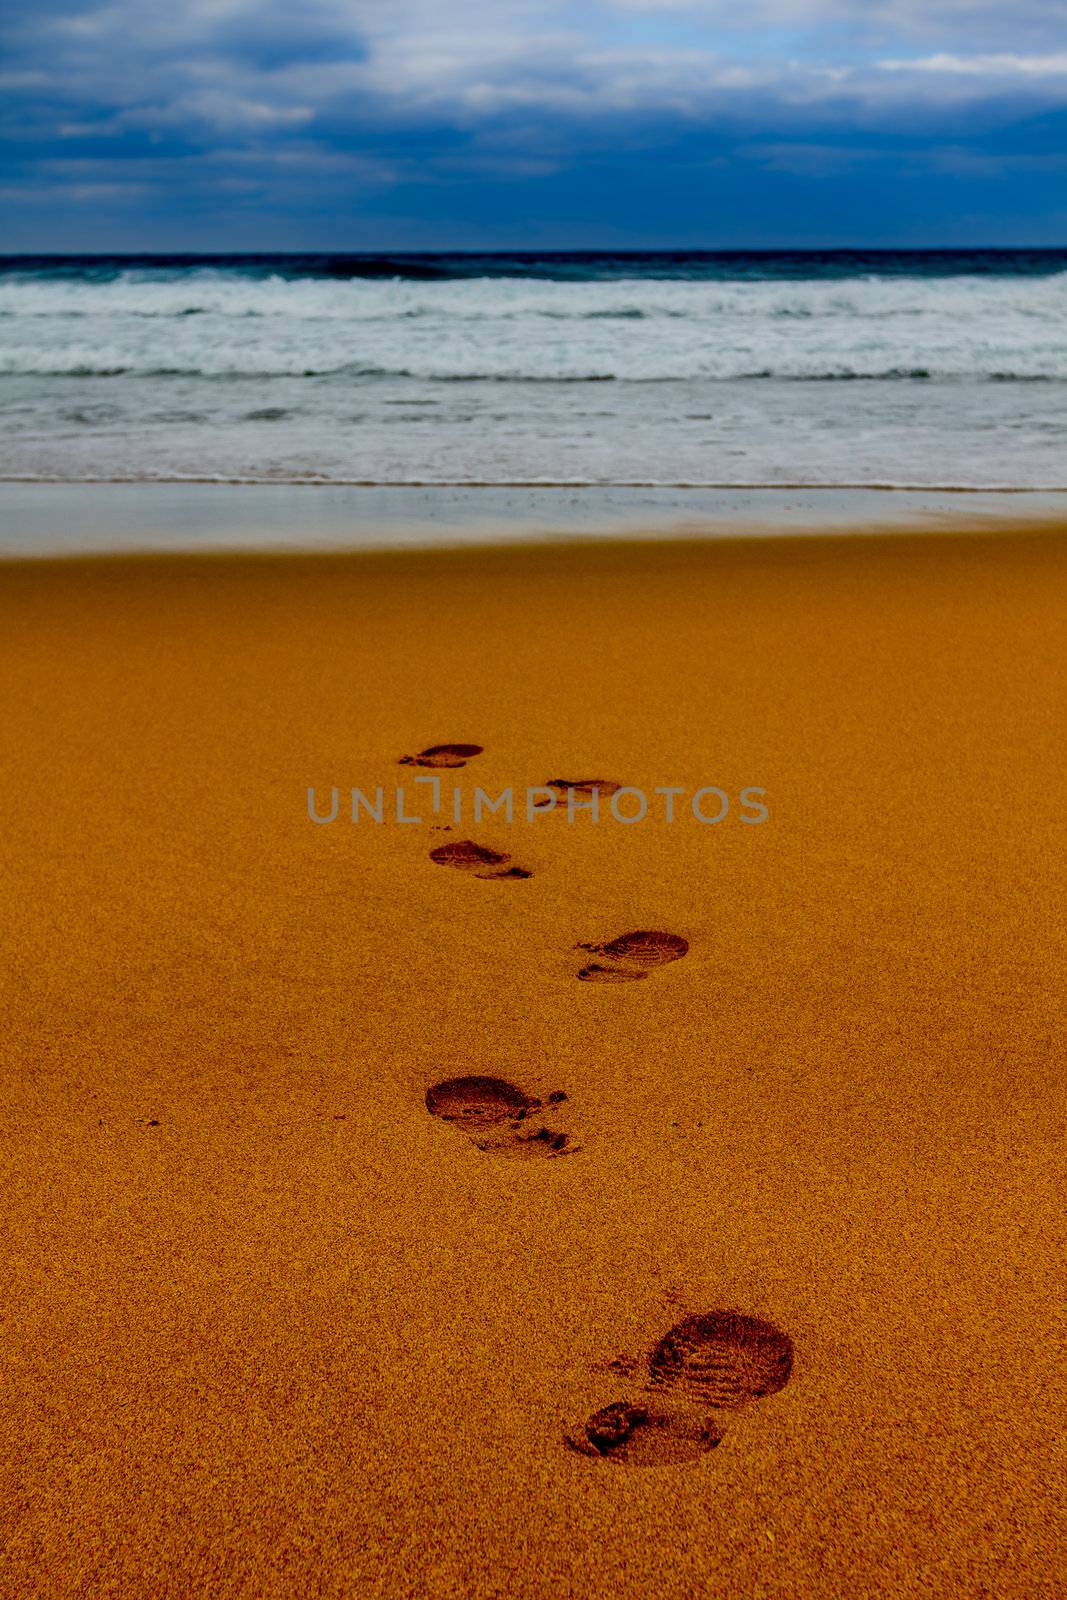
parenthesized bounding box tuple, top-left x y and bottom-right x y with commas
(3, 480, 1067, 557)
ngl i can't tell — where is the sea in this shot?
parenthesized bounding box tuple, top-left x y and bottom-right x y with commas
(2, 250, 1066, 494)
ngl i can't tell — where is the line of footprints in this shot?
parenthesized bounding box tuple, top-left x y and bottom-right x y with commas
(402, 739, 794, 1469)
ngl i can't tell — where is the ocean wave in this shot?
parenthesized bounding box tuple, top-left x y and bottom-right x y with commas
(5, 472, 1067, 493)
(6, 361, 1067, 383)
(3, 255, 1066, 490)
(3, 268, 1066, 323)
(4, 250, 1067, 284)
(2, 268, 1066, 387)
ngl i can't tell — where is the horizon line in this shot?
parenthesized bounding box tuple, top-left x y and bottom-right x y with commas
(3, 243, 1067, 260)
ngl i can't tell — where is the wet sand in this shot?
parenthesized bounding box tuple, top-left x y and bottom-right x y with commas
(1, 527, 1064, 1598)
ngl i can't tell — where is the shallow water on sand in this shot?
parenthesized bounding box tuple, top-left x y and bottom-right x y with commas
(3, 481, 1067, 556)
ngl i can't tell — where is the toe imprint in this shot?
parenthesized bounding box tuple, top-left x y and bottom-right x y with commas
(649, 1311, 794, 1410)
(400, 743, 483, 769)
(426, 1076, 573, 1158)
(429, 840, 532, 880)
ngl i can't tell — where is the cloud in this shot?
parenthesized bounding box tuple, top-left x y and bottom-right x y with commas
(6, 0, 1067, 129)
(136, 92, 316, 132)
(610, 0, 1067, 41)
(2, 0, 1067, 245)
(880, 52, 1067, 76)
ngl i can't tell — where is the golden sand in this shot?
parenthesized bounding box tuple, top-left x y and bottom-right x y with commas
(1, 527, 1064, 1598)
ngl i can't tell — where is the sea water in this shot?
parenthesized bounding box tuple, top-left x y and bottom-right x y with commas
(2, 250, 1066, 490)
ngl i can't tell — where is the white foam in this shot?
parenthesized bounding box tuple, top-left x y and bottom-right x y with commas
(2, 268, 1066, 380)
(2, 267, 1067, 486)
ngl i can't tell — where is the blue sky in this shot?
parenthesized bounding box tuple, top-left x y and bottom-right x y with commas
(3, 1, 1067, 249)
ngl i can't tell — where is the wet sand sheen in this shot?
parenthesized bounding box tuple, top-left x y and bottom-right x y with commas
(0, 526, 1064, 1598)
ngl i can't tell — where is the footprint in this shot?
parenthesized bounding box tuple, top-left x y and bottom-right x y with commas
(399, 742, 483, 769)
(425, 1076, 573, 1158)
(546, 778, 623, 799)
(429, 839, 533, 880)
(576, 929, 688, 983)
(567, 1311, 793, 1467)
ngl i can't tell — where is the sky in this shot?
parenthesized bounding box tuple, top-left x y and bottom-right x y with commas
(3, 0, 1067, 250)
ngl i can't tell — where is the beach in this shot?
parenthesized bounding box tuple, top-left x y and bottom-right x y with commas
(1, 523, 1064, 1598)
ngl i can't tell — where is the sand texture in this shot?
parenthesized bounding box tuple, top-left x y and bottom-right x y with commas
(1, 527, 1065, 1598)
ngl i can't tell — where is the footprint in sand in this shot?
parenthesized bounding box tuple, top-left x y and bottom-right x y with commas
(425, 1076, 573, 1158)
(576, 929, 688, 983)
(399, 742, 483, 769)
(430, 839, 533, 880)
(546, 778, 623, 801)
(568, 1311, 794, 1466)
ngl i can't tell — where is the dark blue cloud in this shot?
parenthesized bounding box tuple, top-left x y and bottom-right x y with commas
(2, 1, 1066, 248)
